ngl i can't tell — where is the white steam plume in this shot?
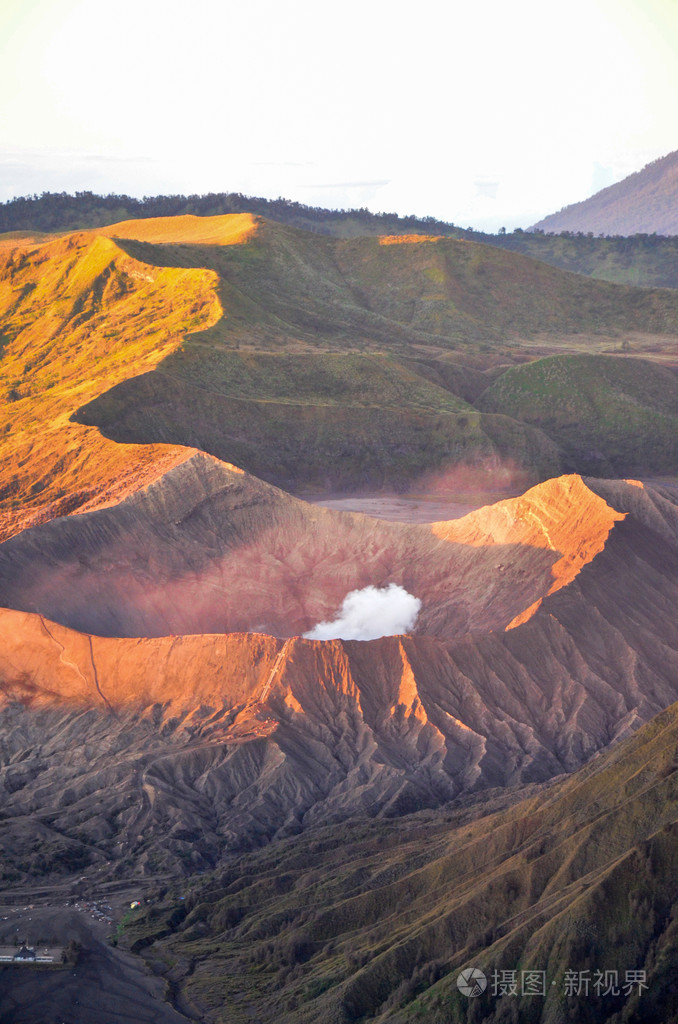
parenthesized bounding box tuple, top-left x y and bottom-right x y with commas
(304, 584, 421, 641)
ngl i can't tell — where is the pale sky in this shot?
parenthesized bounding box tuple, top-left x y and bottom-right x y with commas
(1, 0, 677, 230)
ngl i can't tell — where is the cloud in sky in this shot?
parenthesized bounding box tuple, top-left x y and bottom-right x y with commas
(304, 585, 422, 642)
(0, 149, 168, 203)
(1, 0, 677, 228)
(302, 180, 391, 190)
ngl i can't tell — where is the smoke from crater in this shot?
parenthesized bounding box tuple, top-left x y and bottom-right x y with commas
(303, 584, 421, 641)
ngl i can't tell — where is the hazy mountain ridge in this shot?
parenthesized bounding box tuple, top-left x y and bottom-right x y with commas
(531, 149, 678, 236)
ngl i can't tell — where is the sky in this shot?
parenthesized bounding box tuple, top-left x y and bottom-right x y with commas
(1, 0, 677, 231)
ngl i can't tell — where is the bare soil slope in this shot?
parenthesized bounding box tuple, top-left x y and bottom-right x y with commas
(136, 699, 678, 1024)
(0, 457, 620, 640)
(2, 469, 678, 875)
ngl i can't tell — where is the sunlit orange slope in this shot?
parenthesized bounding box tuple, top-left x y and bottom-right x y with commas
(0, 215, 258, 539)
(99, 212, 260, 245)
(432, 474, 625, 627)
(0, 607, 278, 710)
(0, 456, 631, 645)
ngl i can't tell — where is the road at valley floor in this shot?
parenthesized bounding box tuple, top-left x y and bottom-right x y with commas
(0, 885, 191, 1024)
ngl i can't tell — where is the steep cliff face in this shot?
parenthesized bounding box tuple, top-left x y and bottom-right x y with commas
(2, 471, 678, 874)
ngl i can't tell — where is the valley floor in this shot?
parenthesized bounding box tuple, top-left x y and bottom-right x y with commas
(311, 476, 678, 524)
(0, 886, 191, 1024)
(310, 489, 524, 524)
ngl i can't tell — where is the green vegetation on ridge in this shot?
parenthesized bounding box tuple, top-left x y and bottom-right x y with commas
(4, 214, 678, 510)
(140, 350, 477, 412)
(71, 222, 678, 490)
(478, 353, 678, 475)
(108, 223, 678, 352)
(488, 228, 678, 289)
(7, 189, 678, 288)
(76, 349, 561, 491)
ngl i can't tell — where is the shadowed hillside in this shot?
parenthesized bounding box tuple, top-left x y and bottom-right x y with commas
(117, 698, 678, 1024)
(73, 219, 678, 491)
(477, 353, 678, 475)
(74, 349, 561, 493)
(102, 217, 678, 348)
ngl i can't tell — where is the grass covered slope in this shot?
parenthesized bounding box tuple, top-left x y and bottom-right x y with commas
(7, 189, 678, 290)
(478, 353, 678, 475)
(127, 700, 678, 1024)
(3, 213, 678, 524)
(99, 213, 259, 246)
(0, 226, 230, 538)
(67, 214, 678, 491)
(75, 349, 561, 491)
(110, 218, 678, 350)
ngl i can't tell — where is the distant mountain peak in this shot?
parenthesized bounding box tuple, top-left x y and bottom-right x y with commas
(530, 149, 678, 236)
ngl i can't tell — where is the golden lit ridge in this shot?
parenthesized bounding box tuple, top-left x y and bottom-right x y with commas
(431, 474, 626, 629)
(0, 224, 227, 539)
